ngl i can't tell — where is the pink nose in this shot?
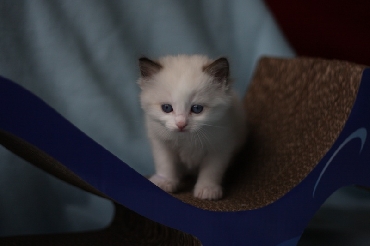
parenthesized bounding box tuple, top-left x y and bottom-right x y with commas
(176, 122, 187, 131)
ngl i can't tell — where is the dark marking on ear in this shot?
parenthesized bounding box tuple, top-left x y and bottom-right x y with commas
(203, 57, 229, 82)
(139, 57, 162, 78)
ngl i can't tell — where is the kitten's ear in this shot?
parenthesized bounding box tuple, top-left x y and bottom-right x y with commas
(139, 57, 162, 78)
(203, 57, 229, 83)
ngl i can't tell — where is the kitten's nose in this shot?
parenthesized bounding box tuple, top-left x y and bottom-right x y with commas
(176, 121, 187, 131)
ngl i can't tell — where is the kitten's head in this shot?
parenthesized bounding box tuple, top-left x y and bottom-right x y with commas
(138, 55, 232, 134)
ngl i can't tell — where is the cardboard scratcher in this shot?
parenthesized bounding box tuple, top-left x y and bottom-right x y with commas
(1, 57, 370, 245)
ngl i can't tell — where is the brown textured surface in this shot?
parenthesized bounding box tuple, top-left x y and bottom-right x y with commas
(0, 130, 108, 199)
(0, 130, 201, 246)
(0, 203, 200, 245)
(172, 57, 365, 211)
(0, 57, 365, 244)
(0, 204, 200, 246)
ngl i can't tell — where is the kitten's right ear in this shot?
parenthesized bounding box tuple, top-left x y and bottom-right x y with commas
(203, 57, 229, 86)
(139, 57, 162, 78)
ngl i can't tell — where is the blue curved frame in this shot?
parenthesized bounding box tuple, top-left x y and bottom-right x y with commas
(0, 69, 369, 245)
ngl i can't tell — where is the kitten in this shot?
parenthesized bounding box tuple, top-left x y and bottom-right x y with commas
(138, 55, 247, 200)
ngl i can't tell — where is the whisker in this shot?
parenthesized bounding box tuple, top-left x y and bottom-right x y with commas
(190, 131, 196, 147)
(195, 131, 204, 151)
(155, 125, 171, 141)
(200, 129, 210, 146)
(198, 123, 226, 129)
(199, 128, 214, 153)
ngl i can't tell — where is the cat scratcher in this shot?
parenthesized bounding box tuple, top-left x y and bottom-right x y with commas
(0, 57, 369, 245)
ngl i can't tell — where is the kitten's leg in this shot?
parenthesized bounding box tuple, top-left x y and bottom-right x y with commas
(194, 154, 230, 200)
(149, 139, 181, 193)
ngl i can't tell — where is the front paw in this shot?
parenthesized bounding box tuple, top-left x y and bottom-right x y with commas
(194, 184, 223, 200)
(149, 174, 179, 193)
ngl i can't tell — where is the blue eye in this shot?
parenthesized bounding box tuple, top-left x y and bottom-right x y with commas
(191, 105, 203, 114)
(161, 104, 173, 113)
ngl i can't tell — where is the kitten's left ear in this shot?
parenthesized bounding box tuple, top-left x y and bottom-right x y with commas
(203, 57, 229, 85)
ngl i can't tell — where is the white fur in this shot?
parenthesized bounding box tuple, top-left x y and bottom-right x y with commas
(139, 55, 247, 200)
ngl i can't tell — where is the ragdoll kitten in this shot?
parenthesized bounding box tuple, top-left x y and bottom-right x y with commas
(138, 55, 247, 200)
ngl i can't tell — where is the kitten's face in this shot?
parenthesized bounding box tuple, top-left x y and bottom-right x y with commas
(138, 55, 231, 134)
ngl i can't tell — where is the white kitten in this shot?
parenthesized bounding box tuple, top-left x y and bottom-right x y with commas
(138, 55, 247, 200)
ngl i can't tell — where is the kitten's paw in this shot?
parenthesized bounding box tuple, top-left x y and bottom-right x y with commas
(149, 174, 179, 193)
(193, 184, 223, 200)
